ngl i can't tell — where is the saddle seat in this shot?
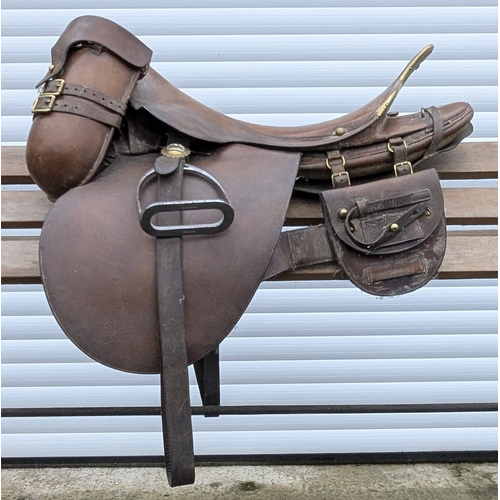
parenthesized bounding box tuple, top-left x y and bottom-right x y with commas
(130, 45, 455, 150)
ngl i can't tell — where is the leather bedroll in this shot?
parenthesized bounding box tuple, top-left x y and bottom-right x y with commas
(27, 16, 474, 487)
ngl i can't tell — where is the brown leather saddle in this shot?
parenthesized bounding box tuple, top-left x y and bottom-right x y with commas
(26, 16, 473, 487)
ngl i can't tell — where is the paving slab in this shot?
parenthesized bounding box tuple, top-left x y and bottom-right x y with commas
(2, 463, 498, 500)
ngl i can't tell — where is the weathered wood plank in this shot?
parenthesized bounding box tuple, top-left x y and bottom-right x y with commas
(1, 147, 31, 184)
(2, 142, 498, 184)
(286, 188, 498, 226)
(1, 191, 54, 228)
(1, 237, 41, 284)
(420, 141, 498, 179)
(2, 187, 497, 228)
(2, 232, 497, 284)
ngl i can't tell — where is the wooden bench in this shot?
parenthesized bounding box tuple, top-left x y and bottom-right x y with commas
(2, 142, 498, 284)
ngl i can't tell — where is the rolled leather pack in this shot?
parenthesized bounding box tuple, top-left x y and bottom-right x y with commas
(26, 16, 152, 200)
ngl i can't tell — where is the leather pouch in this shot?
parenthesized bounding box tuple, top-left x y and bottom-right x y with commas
(320, 168, 446, 296)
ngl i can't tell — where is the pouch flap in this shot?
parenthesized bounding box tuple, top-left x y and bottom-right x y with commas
(321, 168, 444, 256)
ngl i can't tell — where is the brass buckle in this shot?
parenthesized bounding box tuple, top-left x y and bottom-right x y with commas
(32, 79, 65, 114)
(393, 161, 414, 177)
(326, 152, 349, 188)
(331, 170, 351, 187)
(32, 94, 57, 113)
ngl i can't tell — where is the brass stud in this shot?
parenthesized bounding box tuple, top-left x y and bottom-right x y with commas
(390, 223, 399, 232)
(335, 127, 346, 136)
(338, 208, 348, 219)
(425, 208, 432, 217)
(49, 64, 55, 71)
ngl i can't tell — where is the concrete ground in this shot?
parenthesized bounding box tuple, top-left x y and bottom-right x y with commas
(2, 463, 498, 500)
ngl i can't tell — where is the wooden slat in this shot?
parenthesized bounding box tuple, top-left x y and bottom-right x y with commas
(1, 187, 497, 228)
(2, 232, 497, 284)
(1, 237, 41, 284)
(2, 191, 53, 228)
(1, 142, 498, 185)
(1, 147, 32, 184)
(286, 188, 498, 226)
(421, 142, 498, 179)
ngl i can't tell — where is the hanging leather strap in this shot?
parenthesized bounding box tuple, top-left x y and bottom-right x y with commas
(154, 142, 195, 487)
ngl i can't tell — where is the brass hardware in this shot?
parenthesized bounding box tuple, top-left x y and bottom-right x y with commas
(32, 94, 57, 113)
(425, 208, 432, 217)
(49, 64, 55, 71)
(32, 79, 65, 114)
(387, 138, 407, 153)
(335, 127, 346, 136)
(375, 45, 434, 117)
(393, 161, 414, 177)
(331, 171, 351, 187)
(326, 153, 346, 170)
(338, 208, 348, 219)
(390, 223, 399, 232)
(387, 111, 399, 117)
(161, 143, 191, 158)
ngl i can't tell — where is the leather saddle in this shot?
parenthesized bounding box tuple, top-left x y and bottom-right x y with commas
(26, 16, 473, 487)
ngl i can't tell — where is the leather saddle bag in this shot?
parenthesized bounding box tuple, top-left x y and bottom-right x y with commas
(321, 168, 446, 295)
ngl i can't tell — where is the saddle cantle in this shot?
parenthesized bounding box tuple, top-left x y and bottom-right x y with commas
(26, 15, 473, 488)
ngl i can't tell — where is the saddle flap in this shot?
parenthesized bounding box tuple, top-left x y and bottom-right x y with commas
(40, 145, 300, 374)
(320, 168, 446, 296)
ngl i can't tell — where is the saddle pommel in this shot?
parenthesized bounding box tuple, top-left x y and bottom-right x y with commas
(375, 44, 434, 117)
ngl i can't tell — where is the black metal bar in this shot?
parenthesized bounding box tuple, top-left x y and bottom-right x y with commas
(2, 451, 497, 469)
(2, 402, 497, 418)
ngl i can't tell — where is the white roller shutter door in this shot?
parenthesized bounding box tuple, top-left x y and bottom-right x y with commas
(2, 1, 497, 460)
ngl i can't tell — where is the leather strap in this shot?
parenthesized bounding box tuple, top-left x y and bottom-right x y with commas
(154, 145, 195, 487)
(42, 80, 127, 116)
(422, 106, 444, 160)
(263, 225, 335, 279)
(33, 93, 123, 128)
(326, 149, 350, 188)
